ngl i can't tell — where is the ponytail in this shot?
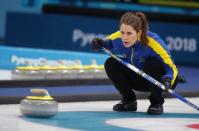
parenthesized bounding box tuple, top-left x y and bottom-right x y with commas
(135, 12, 148, 44)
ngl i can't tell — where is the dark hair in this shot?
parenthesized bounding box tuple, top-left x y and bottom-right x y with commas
(120, 12, 149, 45)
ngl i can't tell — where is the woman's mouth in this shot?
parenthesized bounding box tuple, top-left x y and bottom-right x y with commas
(123, 42, 129, 46)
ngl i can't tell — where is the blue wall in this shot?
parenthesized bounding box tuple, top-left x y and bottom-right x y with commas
(5, 12, 116, 52)
(0, 0, 41, 39)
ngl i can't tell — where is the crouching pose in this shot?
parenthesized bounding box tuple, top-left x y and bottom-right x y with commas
(91, 12, 178, 115)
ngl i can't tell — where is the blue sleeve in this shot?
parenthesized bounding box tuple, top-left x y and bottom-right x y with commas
(104, 39, 113, 50)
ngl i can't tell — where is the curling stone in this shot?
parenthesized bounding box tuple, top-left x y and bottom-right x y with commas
(20, 89, 58, 118)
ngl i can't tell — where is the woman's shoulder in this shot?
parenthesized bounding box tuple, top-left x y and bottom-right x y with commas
(146, 31, 168, 49)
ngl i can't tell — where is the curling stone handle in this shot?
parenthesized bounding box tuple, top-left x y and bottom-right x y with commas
(31, 89, 50, 96)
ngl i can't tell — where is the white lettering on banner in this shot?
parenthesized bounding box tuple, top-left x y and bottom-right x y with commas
(72, 29, 108, 47)
(166, 36, 197, 52)
(11, 55, 81, 66)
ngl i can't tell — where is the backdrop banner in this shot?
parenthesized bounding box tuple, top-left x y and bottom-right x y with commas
(5, 12, 199, 67)
(0, 46, 108, 70)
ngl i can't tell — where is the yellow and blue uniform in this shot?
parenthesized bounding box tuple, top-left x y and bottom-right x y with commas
(104, 31, 178, 85)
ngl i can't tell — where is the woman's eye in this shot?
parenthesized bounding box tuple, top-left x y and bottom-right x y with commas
(127, 32, 132, 35)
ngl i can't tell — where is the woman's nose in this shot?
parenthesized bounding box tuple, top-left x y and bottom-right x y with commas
(123, 34, 127, 40)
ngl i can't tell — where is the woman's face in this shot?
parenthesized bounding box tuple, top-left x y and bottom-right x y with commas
(120, 24, 141, 48)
